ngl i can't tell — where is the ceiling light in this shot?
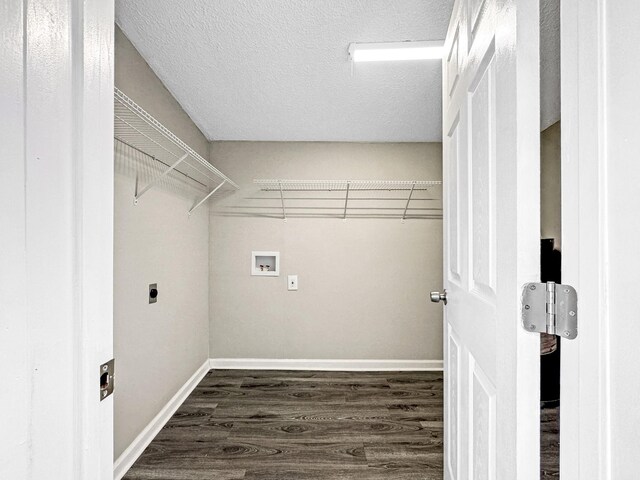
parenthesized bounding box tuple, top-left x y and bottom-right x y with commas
(348, 40, 444, 62)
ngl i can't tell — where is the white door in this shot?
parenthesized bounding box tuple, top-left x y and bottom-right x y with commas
(560, 0, 640, 477)
(440, 0, 541, 478)
(0, 1, 114, 478)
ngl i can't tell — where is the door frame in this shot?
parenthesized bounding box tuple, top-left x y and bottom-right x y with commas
(559, 0, 640, 477)
(559, 0, 609, 477)
(77, 1, 116, 477)
(0, 1, 114, 478)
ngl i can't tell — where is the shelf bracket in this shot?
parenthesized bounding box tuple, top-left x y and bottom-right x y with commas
(279, 181, 287, 222)
(189, 180, 227, 216)
(343, 181, 351, 220)
(134, 152, 189, 204)
(401, 181, 417, 222)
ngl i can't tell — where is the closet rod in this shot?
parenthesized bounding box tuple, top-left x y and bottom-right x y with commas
(224, 206, 443, 211)
(244, 196, 440, 201)
(116, 138, 208, 190)
(214, 213, 443, 219)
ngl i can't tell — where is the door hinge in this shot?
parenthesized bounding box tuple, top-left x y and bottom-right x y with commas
(521, 282, 578, 339)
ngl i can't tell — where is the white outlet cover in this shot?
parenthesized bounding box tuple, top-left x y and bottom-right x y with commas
(288, 275, 298, 291)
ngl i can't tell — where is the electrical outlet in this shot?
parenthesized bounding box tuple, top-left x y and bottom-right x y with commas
(288, 275, 298, 291)
(149, 283, 158, 304)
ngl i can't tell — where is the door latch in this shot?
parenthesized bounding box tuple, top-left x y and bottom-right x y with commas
(521, 282, 577, 339)
(100, 359, 115, 401)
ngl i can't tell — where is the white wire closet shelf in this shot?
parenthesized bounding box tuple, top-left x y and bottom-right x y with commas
(255, 179, 441, 191)
(249, 179, 443, 221)
(114, 87, 239, 214)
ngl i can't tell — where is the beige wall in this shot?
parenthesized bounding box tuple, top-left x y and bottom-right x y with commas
(541, 122, 561, 248)
(115, 25, 209, 158)
(114, 26, 210, 459)
(114, 23, 444, 461)
(209, 141, 443, 361)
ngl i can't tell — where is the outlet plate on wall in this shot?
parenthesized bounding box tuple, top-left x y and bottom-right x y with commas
(149, 283, 158, 304)
(288, 275, 298, 291)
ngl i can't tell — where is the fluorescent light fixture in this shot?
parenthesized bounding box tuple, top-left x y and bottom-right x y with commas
(348, 40, 444, 62)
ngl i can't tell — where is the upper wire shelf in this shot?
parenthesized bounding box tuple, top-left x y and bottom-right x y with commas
(249, 179, 443, 221)
(114, 87, 238, 214)
(255, 179, 441, 192)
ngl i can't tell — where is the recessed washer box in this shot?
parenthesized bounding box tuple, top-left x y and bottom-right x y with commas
(251, 251, 279, 276)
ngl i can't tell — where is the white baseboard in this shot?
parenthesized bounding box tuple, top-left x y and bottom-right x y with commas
(113, 359, 210, 480)
(209, 358, 443, 372)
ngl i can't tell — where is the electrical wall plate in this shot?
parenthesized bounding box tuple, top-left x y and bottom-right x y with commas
(149, 283, 158, 304)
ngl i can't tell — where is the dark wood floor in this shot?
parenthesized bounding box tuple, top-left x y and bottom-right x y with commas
(541, 407, 560, 479)
(123, 369, 559, 479)
(124, 369, 444, 479)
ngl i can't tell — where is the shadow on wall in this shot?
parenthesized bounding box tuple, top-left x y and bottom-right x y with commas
(114, 140, 234, 207)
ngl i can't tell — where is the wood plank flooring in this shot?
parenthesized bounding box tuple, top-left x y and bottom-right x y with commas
(123, 370, 444, 479)
(540, 407, 560, 479)
(123, 370, 560, 479)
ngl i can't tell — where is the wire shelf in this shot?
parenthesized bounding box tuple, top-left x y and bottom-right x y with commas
(231, 179, 444, 221)
(255, 179, 441, 192)
(114, 87, 238, 214)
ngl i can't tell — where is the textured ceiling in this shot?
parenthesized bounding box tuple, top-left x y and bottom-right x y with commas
(115, 0, 454, 142)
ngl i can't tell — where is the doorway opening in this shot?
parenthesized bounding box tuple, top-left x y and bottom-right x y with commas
(112, 17, 445, 478)
(540, 0, 562, 477)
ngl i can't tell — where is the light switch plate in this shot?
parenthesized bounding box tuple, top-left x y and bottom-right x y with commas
(288, 275, 298, 291)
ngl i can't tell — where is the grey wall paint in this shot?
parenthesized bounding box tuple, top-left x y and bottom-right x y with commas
(115, 25, 209, 158)
(114, 27, 210, 459)
(208, 141, 443, 361)
(541, 122, 561, 248)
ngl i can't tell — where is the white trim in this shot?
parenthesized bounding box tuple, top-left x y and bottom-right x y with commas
(209, 358, 443, 371)
(560, 0, 614, 477)
(2, 2, 114, 478)
(113, 359, 210, 480)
